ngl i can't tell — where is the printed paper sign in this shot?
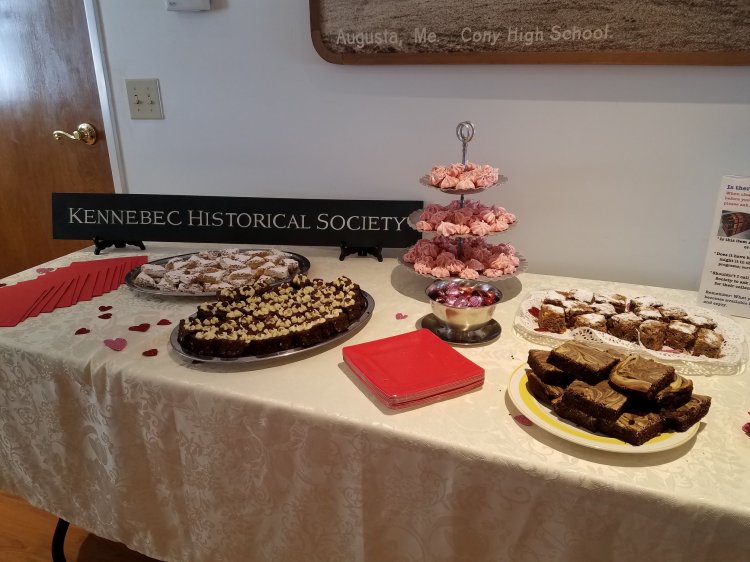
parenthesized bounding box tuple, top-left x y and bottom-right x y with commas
(698, 176, 750, 317)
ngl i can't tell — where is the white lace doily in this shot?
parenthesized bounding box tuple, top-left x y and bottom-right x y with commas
(513, 291, 748, 376)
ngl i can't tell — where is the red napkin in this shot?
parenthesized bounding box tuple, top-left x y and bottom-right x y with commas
(343, 329, 485, 409)
(0, 255, 148, 327)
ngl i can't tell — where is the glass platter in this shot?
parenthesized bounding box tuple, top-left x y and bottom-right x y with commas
(170, 291, 374, 363)
(407, 209, 517, 239)
(419, 174, 508, 195)
(398, 252, 527, 283)
(125, 251, 311, 297)
(513, 290, 747, 377)
(507, 363, 700, 454)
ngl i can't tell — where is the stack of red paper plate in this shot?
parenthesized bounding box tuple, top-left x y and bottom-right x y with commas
(343, 329, 485, 409)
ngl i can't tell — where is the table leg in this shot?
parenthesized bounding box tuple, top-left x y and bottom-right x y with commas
(51, 518, 69, 562)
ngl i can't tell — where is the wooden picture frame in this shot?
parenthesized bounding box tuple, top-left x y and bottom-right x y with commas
(310, 0, 750, 65)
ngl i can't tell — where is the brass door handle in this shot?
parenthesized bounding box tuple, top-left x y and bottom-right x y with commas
(52, 123, 97, 145)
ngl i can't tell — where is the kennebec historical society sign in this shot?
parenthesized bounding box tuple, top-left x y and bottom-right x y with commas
(52, 194, 422, 248)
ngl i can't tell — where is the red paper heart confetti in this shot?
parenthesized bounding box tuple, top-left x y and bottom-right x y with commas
(395, 313, 408, 320)
(36, 267, 55, 274)
(142, 349, 158, 357)
(528, 306, 540, 318)
(742, 422, 750, 436)
(98, 305, 112, 312)
(156, 319, 172, 326)
(128, 323, 151, 332)
(74, 327, 90, 335)
(103, 338, 127, 351)
(512, 414, 534, 427)
(98, 313, 112, 319)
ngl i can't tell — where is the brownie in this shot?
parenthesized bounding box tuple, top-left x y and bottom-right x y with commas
(552, 400, 600, 433)
(664, 321, 698, 350)
(638, 319, 666, 351)
(600, 411, 664, 446)
(572, 313, 607, 333)
(548, 341, 619, 384)
(526, 371, 564, 406)
(561, 379, 627, 421)
(608, 355, 675, 400)
(538, 303, 567, 333)
(563, 300, 594, 327)
(692, 328, 724, 358)
(607, 312, 642, 342)
(594, 292, 627, 313)
(655, 374, 694, 408)
(663, 394, 711, 432)
(527, 349, 573, 386)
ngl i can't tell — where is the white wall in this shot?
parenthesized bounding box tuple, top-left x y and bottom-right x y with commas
(97, 1, 750, 290)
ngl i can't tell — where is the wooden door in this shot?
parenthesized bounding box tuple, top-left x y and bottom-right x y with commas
(0, 0, 115, 278)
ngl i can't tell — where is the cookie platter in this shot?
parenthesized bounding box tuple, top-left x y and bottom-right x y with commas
(125, 249, 310, 297)
(170, 291, 374, 363)
(514, 290, 747, 376)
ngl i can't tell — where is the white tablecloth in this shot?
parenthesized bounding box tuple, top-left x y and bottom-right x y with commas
(1, 243, 749, 562)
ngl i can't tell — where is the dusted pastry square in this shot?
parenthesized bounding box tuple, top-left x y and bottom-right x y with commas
(572, 312, 607, 332)
(538, 303, 566, 334)
(692, 328, 723, 358)
(594, 292, 627, 313)
(607, 312, 642, 342)
(664, 320, 698, 350)
(638, 319, 666, 351)
(562, 300, 594, 327)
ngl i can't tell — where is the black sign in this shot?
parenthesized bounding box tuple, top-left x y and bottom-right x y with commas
(52, 193, 422, 248)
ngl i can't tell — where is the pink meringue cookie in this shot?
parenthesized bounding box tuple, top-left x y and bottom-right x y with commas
(447, 163, 465, 177)
(465, 161, 477, 171)
(430, 266, 450, 278)
(480, 209, 496, 224)
(502, 212, 517, 224)
(402, 247, 419, 263)
(435, 251, 455, 268)
(415, 220, 433, 231)
(439, 176, 459, 189)
(424, 204, 442, 213)
(465, 258, 485, 271)
(446, 260, 465, 274)
(489, 254, 513, 271)
(455, 179, 475, 190)
(429, 166, 448, 186)
(418, 210, 434, 222)
(482, 268, 504, 278)
(491, 221, 509, 232)
(419, 243, 440, 259)
(432, 210, 449, 223)
(451, 208, 473, 225)
(454, 224, 471, 235)
(436, 222, 459, 237)
(469, 220, 492, 236)
(414, 261, 434, 274)
(459, 268, 480, 280)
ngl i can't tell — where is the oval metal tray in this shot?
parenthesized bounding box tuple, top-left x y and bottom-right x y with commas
(170, 291, 374, 363)
(125, 250, 310, 297)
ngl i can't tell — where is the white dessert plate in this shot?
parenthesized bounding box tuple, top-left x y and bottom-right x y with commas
(419, 174, 508, 195)
(507, 363, 700, 454)
(125, 250, 310, 297)
(170, 291, 374, 363)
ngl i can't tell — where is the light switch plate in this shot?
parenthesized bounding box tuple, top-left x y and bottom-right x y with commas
(125, 79, 164, 119)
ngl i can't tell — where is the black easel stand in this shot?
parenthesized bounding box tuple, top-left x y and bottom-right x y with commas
(52, 518, 69, 562)
(93, 237, 146, 255)
(339, 242, 383, 262)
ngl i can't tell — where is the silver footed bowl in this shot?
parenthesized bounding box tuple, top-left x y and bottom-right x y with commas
(426, 278, 501, 332)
